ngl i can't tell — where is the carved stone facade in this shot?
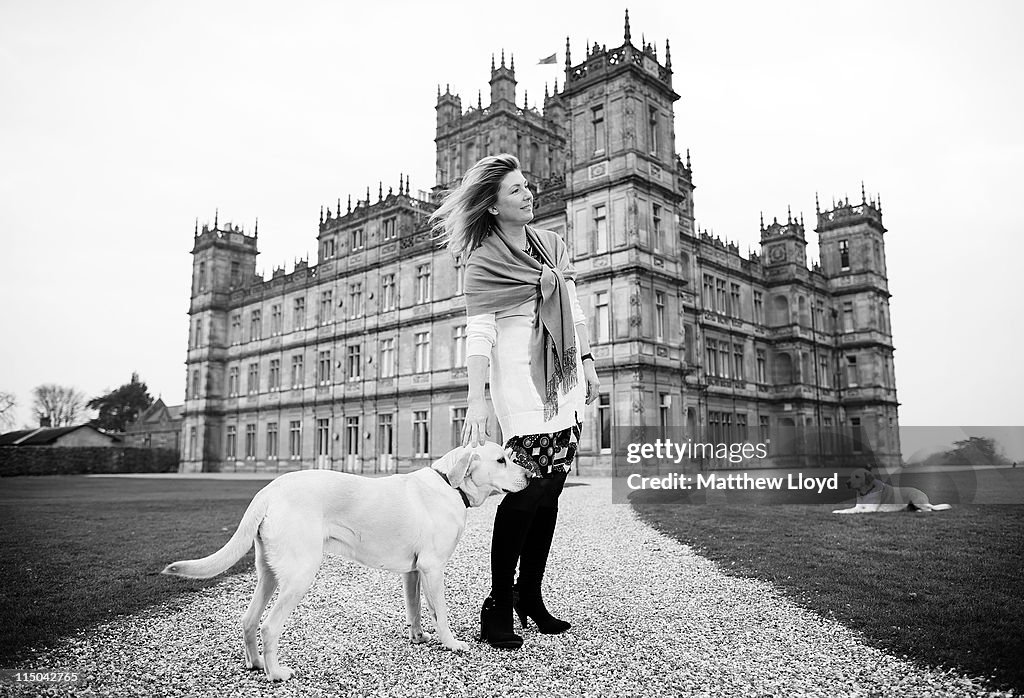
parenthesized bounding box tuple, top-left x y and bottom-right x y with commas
(180, 13, 898, 474)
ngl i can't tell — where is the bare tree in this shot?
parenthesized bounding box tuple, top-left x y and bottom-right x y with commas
(31, 384, 86, 427)
(0, 391, 16, 431)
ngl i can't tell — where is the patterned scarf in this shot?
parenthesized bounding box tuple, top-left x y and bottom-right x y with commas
(464, 226, 578, 421)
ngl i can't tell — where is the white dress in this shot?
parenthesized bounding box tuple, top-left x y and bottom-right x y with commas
(466, 281, 587, 441)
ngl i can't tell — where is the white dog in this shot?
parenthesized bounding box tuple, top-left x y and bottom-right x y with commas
(162, 443, 528, 681)
(832, 468, 952, 514)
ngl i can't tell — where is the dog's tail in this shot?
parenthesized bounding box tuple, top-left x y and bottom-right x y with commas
(161, 487, 271, 579)
(929, 503, 952, 511)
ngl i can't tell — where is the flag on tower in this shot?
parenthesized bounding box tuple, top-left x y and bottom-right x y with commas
(537, 53, 557, 65)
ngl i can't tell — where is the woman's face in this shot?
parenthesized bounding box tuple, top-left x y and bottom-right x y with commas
(491, 169, 534, 226)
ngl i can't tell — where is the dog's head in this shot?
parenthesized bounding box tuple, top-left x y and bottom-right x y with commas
(846, 468, 878, 496)
(439, 442, 530, 507)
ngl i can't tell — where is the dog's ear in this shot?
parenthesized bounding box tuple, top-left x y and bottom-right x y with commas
(447, 447, 478, 489)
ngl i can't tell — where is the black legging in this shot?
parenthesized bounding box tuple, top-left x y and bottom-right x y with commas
(490, 471, 568, 599)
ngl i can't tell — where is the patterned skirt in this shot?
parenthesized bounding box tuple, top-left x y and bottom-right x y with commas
(504, 415, 583, 478)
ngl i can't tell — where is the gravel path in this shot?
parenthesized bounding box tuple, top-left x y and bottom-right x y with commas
(1, 478, 1012, 697)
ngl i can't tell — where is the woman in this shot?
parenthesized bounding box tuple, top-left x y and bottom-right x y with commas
(430, 153, 600, 649)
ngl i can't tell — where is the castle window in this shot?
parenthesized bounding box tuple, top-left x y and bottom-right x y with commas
(383, 218, 397, 241)
(416, 265, 432, 304)
(378, 414, 395, 465)
(842, 302, 854, 333)
(451, 407, 467, 448)
(705, 338, 718, 376)
(317, 419, 331, 459)
(194, 319, 203, 348)
(594, 204, 609, 253)
(226, 426, 237, 460)
(850, 417, 864, 453)
(247, 362, 259, 394)
(598, 394, 612, 452)
(648, 106, 659, 155)
(245, 424, 256, 460)
(271, 304, 282, 335)
(659, 394, 671, 432)
(820, 357, 830, 388)
(291, 354, 304, 388)
(269, 359, 280, 391)
(289, 420, 302, 460)
(230, 313, 242, 345)
(730, 283, 741, 318)
(839, 240, 850, 270)
(228, 366, 239, 396)
(190, 369, 199, 399)
(249, 310, 262, 341)
(415, 332, 431, 373)
(453, 325, 467, 367)
(267, 422, 278, 460)
(737, 413, 749, 442)
(594, 290, 610, 342)
(753, 291, 764, 324)
(323, 238, 336, 259)
(381, 274, 397, 311)
(655, 291, 665, 341)
(347, 345, 361, 381)
(198, 262, 206, 292)
(320, 290, 334, 325)
(759, 416, 770, 445)
(379, 338, 396, 378)
(293, 297, 306, 331)
(756, 349, 767, 383)
(845, 355, 859, 387)
(413, 410, 430, 458)
(718, 342, 730, 379)
(346, 416, 360, 462)
(652, 203, 663, 251)
(318, 350, 332, 385)
(348, 283, 363, 318)
(733, 344, 745, 380)
(715, 279, 727, 313)
(230, 261, 241, 289)
(351, 228, 364, 251)
(702, 275, 715, 310)
(592, 105, 606, 154)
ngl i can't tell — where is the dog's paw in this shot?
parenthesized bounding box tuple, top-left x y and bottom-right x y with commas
(266, 665, 295, 682)
(408, 629, 432, 644)
(444, 639, 470, 653)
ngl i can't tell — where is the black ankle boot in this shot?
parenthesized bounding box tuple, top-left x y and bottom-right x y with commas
(479, 595, 523, 649)
(513, 584, 571, 634)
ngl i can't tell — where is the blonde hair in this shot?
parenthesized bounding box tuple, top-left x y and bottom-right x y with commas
(430, 153, 522, 257)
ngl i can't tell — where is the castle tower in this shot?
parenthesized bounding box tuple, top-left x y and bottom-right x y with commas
(558, 13, 692, 460)
(489, 50, 517, 106)
(182, 217, 258, 472)
(815, 190, 899, 466)
(434, 54, 567, 198)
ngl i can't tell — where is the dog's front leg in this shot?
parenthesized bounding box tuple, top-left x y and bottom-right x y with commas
(419, 565, 469, 652)
(403, 571, 431, 644)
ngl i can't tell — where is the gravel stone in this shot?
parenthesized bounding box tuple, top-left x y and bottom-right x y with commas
(1, 478, 1013, 697)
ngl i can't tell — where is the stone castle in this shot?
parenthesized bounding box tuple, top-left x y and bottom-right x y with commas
(181, 11, 899, 474)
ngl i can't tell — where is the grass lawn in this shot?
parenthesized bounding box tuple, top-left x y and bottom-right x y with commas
(631, 470, 1024, 694)
(0, 476, 268, 668)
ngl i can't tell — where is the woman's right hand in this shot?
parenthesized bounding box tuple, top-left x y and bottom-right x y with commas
(462, 398, 491, 446)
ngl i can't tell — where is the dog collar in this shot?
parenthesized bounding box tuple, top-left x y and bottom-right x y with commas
(432, 468, 471, 508)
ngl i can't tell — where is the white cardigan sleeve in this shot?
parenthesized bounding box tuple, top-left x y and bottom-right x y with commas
(567, 280, 586, 326)
(466, 312, 496, 360)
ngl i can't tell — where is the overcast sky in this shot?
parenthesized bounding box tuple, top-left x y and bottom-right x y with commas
(1, 0, 1022, 443)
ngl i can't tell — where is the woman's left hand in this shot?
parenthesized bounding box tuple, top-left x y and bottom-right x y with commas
(583, 361, 601, 405)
